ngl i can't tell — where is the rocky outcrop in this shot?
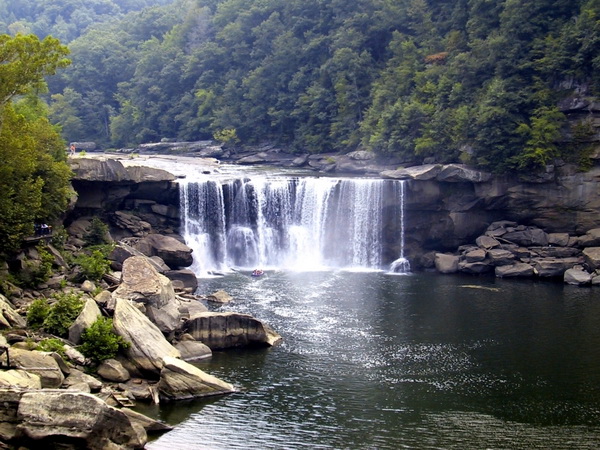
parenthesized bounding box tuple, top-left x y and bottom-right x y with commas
(68, 297, 102, 344)
(9, 390, 146, 449)
(112, 298, 181, 377)
(184, 312, 282, 350)
(132, 234, 193, 268)
(0, 349, 65, 388)
(157, 356, 235, 401)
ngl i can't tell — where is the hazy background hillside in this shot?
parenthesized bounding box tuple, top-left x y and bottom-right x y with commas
(5, 0, 600, 172)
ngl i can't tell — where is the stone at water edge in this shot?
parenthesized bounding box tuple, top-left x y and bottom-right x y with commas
(434, 253, 459, 274)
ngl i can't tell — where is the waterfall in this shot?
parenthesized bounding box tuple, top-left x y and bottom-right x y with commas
(389, 180, 410, 274)
(180, 175, 409, 275)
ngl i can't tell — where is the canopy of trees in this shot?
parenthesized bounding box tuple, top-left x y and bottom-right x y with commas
(21, 0, 600, 172)
(0, 34, 72, 256)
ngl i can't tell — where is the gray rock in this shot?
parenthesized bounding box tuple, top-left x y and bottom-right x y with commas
(533, 258, 579, 277)
(63, 368, 103, 392)
(17, 390, 146, 449)
(175, 340, 212, 362)
(503, 228, 549, 247)
(583, 247, 600, 271)
(487, 248, 516, 266)
(0, 295, 26, 329)
(164, 269, 198, 291)
(68, 297, 102, 345)
(475, 235, 500, 249)
(381, 164, 442, 180)
(0, 370, 41, 389)
(464, 249, 486, 262)
(97, 359, 131, 383)
(0, 349, 64, 388)
(495, 263, 535, 278)
(434, 253, 459, 274)
(458, 261, 493, 274)
(133, 234, 193, 268)
(112, 298, 180, 376)
(436, 164, 492, 183)
(184, 312, 282, 350)
(205, 289, 233, 304)
(157, 356, 234, 401)
(564, 268, 592, 285)
(547, 233, 571, 247)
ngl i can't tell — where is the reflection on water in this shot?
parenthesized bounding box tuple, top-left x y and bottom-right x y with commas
(146, 271, 600, 449)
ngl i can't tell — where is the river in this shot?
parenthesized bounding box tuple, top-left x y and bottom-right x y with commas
(141, 270, 600, 449)
(119, 156, 600, 449)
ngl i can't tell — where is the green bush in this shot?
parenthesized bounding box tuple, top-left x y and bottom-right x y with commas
(79, 317, 129, 365)
(84, 217, 110, 246)
(75, 248, 111, 281)
(17, 244, 54, 288)
(26, 298, 51, 329)
(43, 291, 84, 337)
(36, 338, 66, 357)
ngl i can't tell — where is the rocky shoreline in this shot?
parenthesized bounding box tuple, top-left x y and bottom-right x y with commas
(0, 157, 281, 449)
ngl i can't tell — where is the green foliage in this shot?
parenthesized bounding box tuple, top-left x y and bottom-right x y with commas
(42, 291, 84, 337)
(16, 243, 54, 288)
(75, 246, 112, 281)
(84, 217, 110, 246)
(36, 338, 66, 357)
(24, 0, 597, 173)
(79, 317, 130, 365)
(0, 33, 73, 256)
(26, 298, 50, 329)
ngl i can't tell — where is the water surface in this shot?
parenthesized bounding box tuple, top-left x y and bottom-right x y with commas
(145, 271, 600, 449)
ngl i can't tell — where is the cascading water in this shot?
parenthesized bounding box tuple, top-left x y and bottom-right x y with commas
(390, 180, 410, 273)
(180, 174, 410, 275)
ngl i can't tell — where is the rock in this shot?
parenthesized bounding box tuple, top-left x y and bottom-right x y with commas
(458, 261, 493, 274)
(16, 390, 146, 449)
(0, 295, 26, 329)
(97, 359, 131, 383)
(113, 256, 176, 309)
(184, 312, 282, 350)
(495, 263, 535, 278)
(436, 164, 492, 183)
(121, 408, 173, 434)
(157, 356, 234, 401)
(63, 368, 103, 392)
(0, 349, 64, 388)
(475, 235, 500, 249)
(502, 228, 548, 247)
(381, 164, 442, 180)
(486, 248, 516, 266)
(69, 158, 131, 182)
(464, 249, 486, 262)
(532, 258, 579, 278)
(205, 289, 233, 304)
(133, 234, 193, 268)
(112, 298, 180, 377)
(174, 340, 212, 362)
(0, 370, 41, 389)
(68, 297, 102, 344)
(118, 379, 155, 402)
(547, 233, 571, 247)
(81, 280, 96, 293)
(164, 269, 198, 291)
(564, 267, 592, 285)
(434, 253, 459, 274)
(112, 211, 152, 237)
(582, 247, 600, 271)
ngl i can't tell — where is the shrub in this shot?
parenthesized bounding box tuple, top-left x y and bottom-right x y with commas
(43, 291, 84, 337)
(75, 248, 111, 281)
(84, 217, 110, 246)
(17, 243, 54, 288)
(79, 317, 129, 365)
(26, 298, 51, 329)
(37, 338, 66, 357)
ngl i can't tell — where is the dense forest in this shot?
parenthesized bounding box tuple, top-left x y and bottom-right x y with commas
(7, 0, 600, 173)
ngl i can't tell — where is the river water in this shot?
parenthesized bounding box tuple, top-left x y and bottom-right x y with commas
(118, 156, 600, 449)
(144, 270, 600, 449)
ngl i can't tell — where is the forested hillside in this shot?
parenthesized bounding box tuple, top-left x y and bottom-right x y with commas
(36, 0, 600, 172)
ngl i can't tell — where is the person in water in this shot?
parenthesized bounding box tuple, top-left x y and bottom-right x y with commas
(252, 269, 264, 276)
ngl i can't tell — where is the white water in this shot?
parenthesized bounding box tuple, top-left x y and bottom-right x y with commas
(179, 173, 409, 275)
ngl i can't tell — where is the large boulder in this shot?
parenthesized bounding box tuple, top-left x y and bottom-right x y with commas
(0, 295, 26, 329)
(97, 359, 131, 383)
(381, 164, 442, 181)
(164, 269, 198, 291)
(133, 234, 193, 268)
(564, 267, 592, 285)
(0, 349, 64, 388)
(157, 356, 234, 401)
(112, 298, 180, 377)
(0, 370, 41, 389)
(582, 247, 600, 271)
(502, 228, 549, 247)
(68, 297, 102, 344)
(495, 263, 535, 278)
(184, 312, 282, 350)
(533, 258, 579, 277)
(434, 253, 459, 274)
(16, 390, 146, 449)
(174, 339, 212, 362)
